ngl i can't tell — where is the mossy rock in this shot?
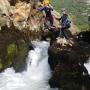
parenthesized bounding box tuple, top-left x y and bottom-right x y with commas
(12, 42, 29, 72)
(0, 25, 30, 72)
(1, 43, 18, 70)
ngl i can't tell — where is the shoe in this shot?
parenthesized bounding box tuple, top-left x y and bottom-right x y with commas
(44, 29, 48, 32)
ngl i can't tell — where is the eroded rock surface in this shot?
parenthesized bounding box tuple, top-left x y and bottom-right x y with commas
(48, 35, 90, 90)
(0, 25, 32, 72)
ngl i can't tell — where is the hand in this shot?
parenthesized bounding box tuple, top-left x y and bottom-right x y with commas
(58, 25, 62, 28)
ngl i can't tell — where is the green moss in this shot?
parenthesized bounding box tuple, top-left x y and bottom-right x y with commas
(7, 43, 17, 55)
(0, 63, 2, 69)
(13, 43, 28, 72)
(6, 43, 18, 66)
(0, 58, 2, 69)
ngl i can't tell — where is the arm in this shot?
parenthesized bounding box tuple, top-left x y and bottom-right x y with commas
(55, 16, 61, 21)
(37, 6, 45, 12)
(49, 4, 53, 11)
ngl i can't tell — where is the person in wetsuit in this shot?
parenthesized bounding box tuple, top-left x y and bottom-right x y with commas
(37, 1, 53, 30)
(55, 10, 71, 39)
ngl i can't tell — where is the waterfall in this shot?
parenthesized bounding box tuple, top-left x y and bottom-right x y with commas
(0, 41, 58, 90)
(84, 58, 90, 75)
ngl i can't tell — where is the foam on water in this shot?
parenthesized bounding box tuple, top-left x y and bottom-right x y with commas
(0, 41, 58, 90)
(84, 58, 90, 75)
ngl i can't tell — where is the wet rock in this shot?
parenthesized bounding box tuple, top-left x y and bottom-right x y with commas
(48, 37, 90, 90)
(77, 31, 90, 44)
(0, 25, 31, 72)
(83, 75, 90, 90)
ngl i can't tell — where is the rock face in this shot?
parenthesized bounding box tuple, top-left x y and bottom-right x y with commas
(9, 0, 44, 6)
(12, 2, 31, 29)
(0, 0, 44, 31)
(77, 31, 90, 44)
(0, 25, 31, 72)
(0, 0, 11, 16)
(0, 0, 44, 72)
(9, 0, 30, 6)
(48, 36, 90, 90)
(8, 0, 44, 30)
(0, 0, 12, 27)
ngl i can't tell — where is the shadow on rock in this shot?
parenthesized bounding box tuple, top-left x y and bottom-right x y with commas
(48, 35, 90, 90)
(0, 25, 33, 72)
(77, 31, 90, 44)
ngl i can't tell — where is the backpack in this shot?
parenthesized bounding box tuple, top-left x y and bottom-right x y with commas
(62, 18, 71, 29)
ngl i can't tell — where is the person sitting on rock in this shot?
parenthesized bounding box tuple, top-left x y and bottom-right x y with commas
(55, 10, 71, 39)
(37, 0, 54, 31)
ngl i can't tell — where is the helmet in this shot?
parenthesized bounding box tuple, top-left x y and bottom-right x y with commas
(62, 11, 67, 14)
(61, 8, 68, 15)
(43, 0, 49, 6)
(61, 8, 66, 11)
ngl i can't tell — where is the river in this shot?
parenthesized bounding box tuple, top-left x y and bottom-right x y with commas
(0, 41, 58, 90)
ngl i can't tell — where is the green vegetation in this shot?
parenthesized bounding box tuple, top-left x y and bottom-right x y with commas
(0, 61, 2, 69)
(50, 0, 90, 31)
(7, 43, 17, 55)
(5, 43, 17, 68)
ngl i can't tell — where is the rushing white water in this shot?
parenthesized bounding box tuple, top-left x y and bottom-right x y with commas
(84, 58, 90, 75)
(0, 41, 58, 90)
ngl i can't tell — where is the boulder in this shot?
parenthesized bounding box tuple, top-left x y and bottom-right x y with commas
(48, 37, 90, 90)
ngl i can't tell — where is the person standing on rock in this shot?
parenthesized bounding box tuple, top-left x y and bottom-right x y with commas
(37, 0, 54, 31)
(55, 9, 71, 39)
